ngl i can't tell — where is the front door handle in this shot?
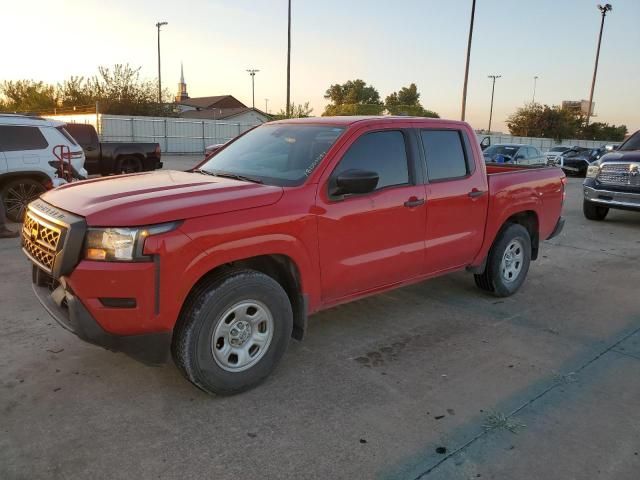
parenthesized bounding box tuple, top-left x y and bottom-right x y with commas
(468, 189, 487, 198)
(404, 197, 425, 208)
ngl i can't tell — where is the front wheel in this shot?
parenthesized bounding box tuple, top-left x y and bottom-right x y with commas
(474, 223, 532, 297)
(172, 269, 293, 395)
(1, 178, 46, 222)
(583, 199, 608, 221)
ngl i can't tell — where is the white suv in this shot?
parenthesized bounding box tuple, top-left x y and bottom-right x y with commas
(0, 114, 87, 221)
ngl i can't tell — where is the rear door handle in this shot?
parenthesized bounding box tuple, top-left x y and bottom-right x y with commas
(404, 198, 425, 208)
(468, 189, 487, 198)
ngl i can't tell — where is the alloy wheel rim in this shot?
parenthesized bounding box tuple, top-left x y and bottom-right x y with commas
(211, 300, 274, 372)
(5, 183, 41, 220)
(501, 239, 524, 283)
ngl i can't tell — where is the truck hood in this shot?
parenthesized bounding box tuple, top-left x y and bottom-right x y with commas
(600, 150, 640, 164)
(41, 170, 284, 226)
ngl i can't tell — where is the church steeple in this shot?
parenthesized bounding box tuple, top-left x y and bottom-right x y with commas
(176, 62, 189, 102)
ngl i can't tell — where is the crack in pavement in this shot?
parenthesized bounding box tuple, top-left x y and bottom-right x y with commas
(411, 324, 640, 480)
(550, 242, 639, 260)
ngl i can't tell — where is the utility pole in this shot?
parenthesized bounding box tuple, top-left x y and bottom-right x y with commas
(286, 0, 292, 118)
(532, 75, 539, 104)
(461, 0, 476, 121)
(155, 21, 168, 104)
(247, 69, 260, 108)
(487, 75, 501, 134)
(586, 3, 612, 126)
(265, 98, 269, 113)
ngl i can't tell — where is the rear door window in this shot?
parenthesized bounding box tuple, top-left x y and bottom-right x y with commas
(0, 125, 49, 151)
(421, 130, 469, 181)
(65, 124, 94, 145)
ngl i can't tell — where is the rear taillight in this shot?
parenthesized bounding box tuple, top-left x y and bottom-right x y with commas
(560, 176, 567, 206)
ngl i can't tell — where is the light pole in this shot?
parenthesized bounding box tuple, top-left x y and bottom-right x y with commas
(265, 98, 269, 113)
(586, 3, 612, 126)
(461, 0, 476, 121)
(247, 69, 260, 109)
(286, 0, 292, 118)
(155, 21, 168, 104)
(487, 75, 501, 134)
(532, 75, 539, 104)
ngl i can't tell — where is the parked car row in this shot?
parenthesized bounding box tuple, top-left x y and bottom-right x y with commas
(0, 115, 163, 221)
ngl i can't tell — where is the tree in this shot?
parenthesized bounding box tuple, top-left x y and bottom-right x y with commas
(507, 102, 627, 141)
(580, 122, 627, 141)
(0, 64, 173, 116)
(385, 83, 439, 118)
(273, 101, 313, 119)
(0, 80, 58, 112)
(507, 103, 581, 140)
(323, 79, 384, 116)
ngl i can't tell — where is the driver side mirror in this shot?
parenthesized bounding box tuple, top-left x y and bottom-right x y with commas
(480, 137, 491, 150)
(514, 154, 525, 161)
(331, 169, 379, 197)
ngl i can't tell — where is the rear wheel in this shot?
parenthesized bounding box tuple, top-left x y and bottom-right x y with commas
(474, 223, 532, 297)
(1, 178, 46, 222)
(583, 199, 608, 221)
(116, 156, 143, 174)
(172, 269, 293, 395)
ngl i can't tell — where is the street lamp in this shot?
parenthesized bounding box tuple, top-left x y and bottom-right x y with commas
(286, 0, 292, 118)
(246, 69, 260, 109)
(487, 75, 501, 134)
(461, 0, 476, 121)
(155, 21, 168, 104)
(532, 75, 539, 104)
(586, 3, 612, 126)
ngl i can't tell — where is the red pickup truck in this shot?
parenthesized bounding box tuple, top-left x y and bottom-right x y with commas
(22, 117, 565, 395)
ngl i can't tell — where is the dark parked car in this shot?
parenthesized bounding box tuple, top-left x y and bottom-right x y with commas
(553, 147, 606, 176)
(64, 123, 162, 176)
(583, 130, 640, 220)
(483, 144, 545, 165)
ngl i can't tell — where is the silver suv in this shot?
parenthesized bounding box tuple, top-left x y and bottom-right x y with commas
(0, 114, 86, 221)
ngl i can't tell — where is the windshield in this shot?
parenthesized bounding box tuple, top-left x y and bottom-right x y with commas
(619, 131, 640, 151)
(484, 145, 519, 156)
(199, 124, 345, 186)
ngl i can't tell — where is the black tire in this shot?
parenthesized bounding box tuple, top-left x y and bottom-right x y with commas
(474, 223, 531, 297)
(583, 199, 608, 221)
(172, 269, 293, 395)
(116, 156, 143, 174)
(1, 178, 46, 222)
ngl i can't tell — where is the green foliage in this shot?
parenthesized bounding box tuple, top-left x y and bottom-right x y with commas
(321, 80, 439, 117)
(0, 80, 57, 112)
(0, 64, 174, 116)
(323, 79, 383, 116)
(507, 103, 627, 141)
(273, 101, 314, 119)
(580, 122, 627, 142)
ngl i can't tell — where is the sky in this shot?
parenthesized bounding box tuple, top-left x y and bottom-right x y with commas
(2, 0, 639, 133)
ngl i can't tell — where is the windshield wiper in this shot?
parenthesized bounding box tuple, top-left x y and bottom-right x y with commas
(193, 168, 217, 176)
(210, 171, 263, 184)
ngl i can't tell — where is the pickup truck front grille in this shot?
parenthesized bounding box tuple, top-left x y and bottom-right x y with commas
(597, 163, 640, 187)
(22, 212, 65, 273)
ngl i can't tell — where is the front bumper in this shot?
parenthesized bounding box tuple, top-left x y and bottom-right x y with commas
(32, 267, 171, 365)
(583, 185, 640, 211)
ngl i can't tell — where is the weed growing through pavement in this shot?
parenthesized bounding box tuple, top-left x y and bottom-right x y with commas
(483, 411, 526, 433)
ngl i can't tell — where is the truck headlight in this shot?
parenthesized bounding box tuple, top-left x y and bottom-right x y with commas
(586, 165, 600, 179)
(84, 222, 179, 261)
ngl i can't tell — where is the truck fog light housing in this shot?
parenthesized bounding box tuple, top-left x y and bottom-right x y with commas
(83, 222, 180, 262)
